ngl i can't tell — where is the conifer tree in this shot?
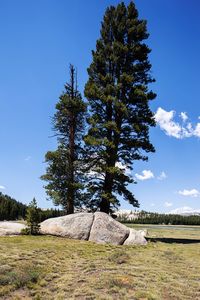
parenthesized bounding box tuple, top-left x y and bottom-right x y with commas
(84, 1, 156, 213)
(41, 65, 87, 214)
(26, 198, 40, 235)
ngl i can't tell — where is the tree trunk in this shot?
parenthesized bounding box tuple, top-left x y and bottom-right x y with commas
(100, 171, 113, 213)
(99, 198, 110, 213)
(66, 195, 74, 214)
(67, 65, 75, 214)
(100, 147, 116, 214)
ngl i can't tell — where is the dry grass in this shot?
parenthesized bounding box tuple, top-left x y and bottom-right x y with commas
(0, 225, 200, 299)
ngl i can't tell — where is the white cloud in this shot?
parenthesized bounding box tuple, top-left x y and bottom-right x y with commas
(0, 185, 5, 190)
(150, 203, 155, 207)
(169, 206, 200, 215)
(157, 171, 167, 180)
(194, 123, 200, 137)
(180, 112, 188, 122)
(155, 107, 200, 139)
(135, 170, 154, 181)
(164, 201, 173, 207)
(155, 107, 182, 138)
(178, 189, 200, 197)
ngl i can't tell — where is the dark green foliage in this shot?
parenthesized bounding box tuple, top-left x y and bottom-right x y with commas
(25, 198, 40, 235)
(0, 192, 64, 221)
(84, 1, 156, 213)
(41, 65, 87, 214)
(53, 66, 86, 145)
(0, 192, 26, 221)
(39, 208, 65, 222)
(41, 145, 85, 212)
(118, 211, 200, 225)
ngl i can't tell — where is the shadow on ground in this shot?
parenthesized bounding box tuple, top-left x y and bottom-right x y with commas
(147, 237, 200, 244)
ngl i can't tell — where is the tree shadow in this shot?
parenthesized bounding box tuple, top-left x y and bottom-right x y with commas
(147, 237, 200, 244)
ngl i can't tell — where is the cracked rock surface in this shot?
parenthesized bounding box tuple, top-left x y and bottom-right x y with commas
(89, 212, 129, 245)
(40, 212, 147, 245)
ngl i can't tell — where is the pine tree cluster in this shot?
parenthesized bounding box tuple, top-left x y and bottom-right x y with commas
(41, 1, 156, 214)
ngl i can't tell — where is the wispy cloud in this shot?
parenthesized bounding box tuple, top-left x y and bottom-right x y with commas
(157, 171, 167, 181)
(194, 123, 200, 137)
(178, 189, 200, 197)
(155, 107, 200, 139)
(164, 201, 173, 207)
(0, 185, 5, 190)
(25, 156, 31, 161)
(135, 170, 154, 181)
(180, 112, 188, 122)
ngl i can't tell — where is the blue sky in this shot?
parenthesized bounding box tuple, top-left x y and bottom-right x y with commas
(0, 0, 200, 213)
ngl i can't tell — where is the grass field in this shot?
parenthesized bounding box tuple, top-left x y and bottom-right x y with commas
(0, 225, 200, 300)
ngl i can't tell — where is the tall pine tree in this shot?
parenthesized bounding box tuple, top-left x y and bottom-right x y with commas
(41, 65, 87, 214)
(84, 2, 156, 213)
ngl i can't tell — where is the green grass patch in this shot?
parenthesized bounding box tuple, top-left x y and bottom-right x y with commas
(0, 226, 200, 299)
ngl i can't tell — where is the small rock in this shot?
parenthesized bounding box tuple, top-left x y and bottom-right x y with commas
(123, 228, 147, 245)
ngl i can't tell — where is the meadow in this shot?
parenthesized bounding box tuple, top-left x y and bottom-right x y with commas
(0, 224, 200, 300)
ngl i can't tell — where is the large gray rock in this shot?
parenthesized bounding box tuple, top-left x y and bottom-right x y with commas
(0, 222, 27, 236)
(40, 212, 94, 240)
(0, 214, 147, 246)
(123, 228, 147, 245)
(89, 212, 130, 245)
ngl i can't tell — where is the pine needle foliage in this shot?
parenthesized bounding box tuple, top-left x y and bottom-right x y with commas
(41, 65, 87, 214)
(84, 1, 156, 213)
(25, 198, 40, 235)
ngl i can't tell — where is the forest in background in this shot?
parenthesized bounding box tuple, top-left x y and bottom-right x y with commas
(117, 210, 200, 225)
(1, 191, 200, 225)
(0, 192, 63, 221)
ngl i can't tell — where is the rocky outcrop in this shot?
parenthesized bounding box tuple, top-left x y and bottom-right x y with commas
(123, 228, 147, 245)
(89, 212, 130, 245)
(0, 213, 147, 246)
(0, 222, 27, 236)
(40, 212, 147, 245)
(40, 212, 94, 240)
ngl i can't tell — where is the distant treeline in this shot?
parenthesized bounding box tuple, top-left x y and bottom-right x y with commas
(0, 192, 64, 221)
(118, 211, 200, 226)
(40, 208, 65, 222)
